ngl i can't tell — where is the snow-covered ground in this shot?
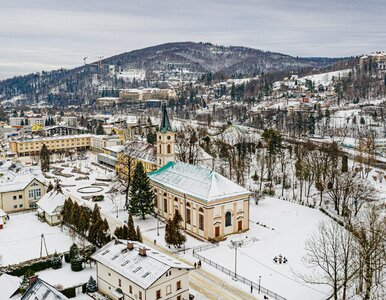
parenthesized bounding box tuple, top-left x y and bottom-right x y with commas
(0, 212, 76, 266)
(198, 197, 331, 300)
(37, 262, 96, 288)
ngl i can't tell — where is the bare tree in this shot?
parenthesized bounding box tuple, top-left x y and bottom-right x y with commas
(302, 220, 357, 300)
(176, 125, 200, 165)
(350, 206, 386, 300)
(116, 145, 137, 208)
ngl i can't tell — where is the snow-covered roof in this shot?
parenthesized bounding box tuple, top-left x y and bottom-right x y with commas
(149, 162, 250, 202)
(123, 141, 157, 164)
(104, 145, 125, 153)
(92, 240, 191, 289)
(0, 209, 6, 217)
(37, 190, 66, 216)
(22, 278, 68, 300)
(0, 274, 21, 298)
(0, 176, 43, 193)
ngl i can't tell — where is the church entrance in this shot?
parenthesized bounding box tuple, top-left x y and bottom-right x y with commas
(215, 226, 220, 237)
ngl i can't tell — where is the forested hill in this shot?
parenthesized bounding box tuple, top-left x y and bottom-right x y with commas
(0, 42, 342, 106)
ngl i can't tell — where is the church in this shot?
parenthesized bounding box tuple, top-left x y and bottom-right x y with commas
(148, 104, 251, 240)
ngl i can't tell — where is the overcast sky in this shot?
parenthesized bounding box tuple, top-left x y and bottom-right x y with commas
(0, 0, 385, 79)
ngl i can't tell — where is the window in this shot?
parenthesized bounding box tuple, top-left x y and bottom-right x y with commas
(225, 211, 232, 227)
(118, 279, 121, 287)
(186, 208, 191, 224)
(164, 198, 167, 213)
(159, 145, 162, 153)
(167, 144, 171, 154)
(19, 204, 23, 208)
(177, 296, 181, 300)
(13, 205, 17, 209)
(29, 189, 41, 199)
(139, 291, 142, 300)
(176, 280, 181, 290)
(199, 213, 204, 231)
(154, 194, 158, 208)
(129, 285, 132, 294)
(19, 195, 22, 199)
(156, 290, 161, 299)
(166, 285, 171, 295)
(13, 195, 17, 200)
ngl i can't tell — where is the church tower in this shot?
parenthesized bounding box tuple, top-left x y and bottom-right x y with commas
(157, 102, 175, 168)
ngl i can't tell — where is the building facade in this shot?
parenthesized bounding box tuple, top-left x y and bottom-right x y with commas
(92, 240, 191, 300)
(0, 177, 46, 213)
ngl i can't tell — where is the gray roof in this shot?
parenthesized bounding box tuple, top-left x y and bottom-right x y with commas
(92, 240, 191, 289)
(22, 278, 68, 300)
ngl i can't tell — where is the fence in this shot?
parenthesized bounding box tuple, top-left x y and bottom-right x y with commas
(193, 243, 287, 300)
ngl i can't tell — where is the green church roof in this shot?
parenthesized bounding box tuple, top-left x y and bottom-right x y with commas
(159, 102, 173, 133)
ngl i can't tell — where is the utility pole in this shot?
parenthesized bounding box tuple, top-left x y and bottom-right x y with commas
(40, 234, 48, 258)
(258, 276, 261, 294)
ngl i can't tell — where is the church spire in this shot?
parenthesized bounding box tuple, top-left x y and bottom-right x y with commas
(160, 102, 172, 133)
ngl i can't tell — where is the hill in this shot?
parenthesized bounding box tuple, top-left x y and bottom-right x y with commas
(0, 42, 341, 106)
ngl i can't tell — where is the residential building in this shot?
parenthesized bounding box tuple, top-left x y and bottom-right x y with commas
(92, 240, 192, 300)
(90, 135, 122, 152)
(36, 190, 66, 226)
(61, 116, 78, 127)
(0, 274, 21, 299)
(44, 125, 88, 136)
(22, 277, 68, 300)
(96, 97, 120, 107)
(0, 176, 46, 212)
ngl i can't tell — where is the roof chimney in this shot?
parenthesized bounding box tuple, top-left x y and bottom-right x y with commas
(127, 241, 134, 250)
(138, 247, 147, 257)
(28, 275, 38, 287)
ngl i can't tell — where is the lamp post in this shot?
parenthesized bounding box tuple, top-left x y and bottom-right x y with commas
(155, 212, 159, 236)
(258, 276, 261, 294)
(231, 240, 243, 280)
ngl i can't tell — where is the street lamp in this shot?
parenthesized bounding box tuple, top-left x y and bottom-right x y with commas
(258, 276, 261, 294)
(155, 212, 159, 236)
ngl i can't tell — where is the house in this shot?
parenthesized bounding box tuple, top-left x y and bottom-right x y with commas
(92, 240, 192, 300)
(21, 277, 68, 300)
(0, 273, 21, 298)
(0, 176, 46, 213)
(0, 208, 7, 229)
(36, 190, 66, 225)
(149, 162, 251, 240)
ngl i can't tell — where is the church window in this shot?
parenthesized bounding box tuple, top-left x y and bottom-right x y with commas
(225, 211, 232, 227)
(167, 144, 171, 154)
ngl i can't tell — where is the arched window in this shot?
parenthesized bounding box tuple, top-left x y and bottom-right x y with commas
(167, 144, 171, 154)
(159, 145, 162, 153)
(199, 208, 204, 231)
(225, 211, 232, 227)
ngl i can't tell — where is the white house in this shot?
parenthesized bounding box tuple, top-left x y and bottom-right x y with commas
(36, 190, 66, 225)
(92, 240, 192, 300)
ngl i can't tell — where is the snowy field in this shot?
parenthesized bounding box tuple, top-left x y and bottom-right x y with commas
(0, 212, 76, 266)
(198, 197, 331, 300)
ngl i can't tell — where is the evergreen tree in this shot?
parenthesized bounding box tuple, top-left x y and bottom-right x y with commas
(172, 210, 186, 248)
(127, 214, 137, 240)
(54, 179, 62, 193)
(40, 144, 50, 172)
(91, 204, 101, 225)
(71, 254, 84, 272)
(19, 269, 35, 293)
(62, 198, 73, 223)
(129, 162, 154, 219)
(69, 243, 79, 262)
(51, 251, 62, 269)
(88, 223, 98, 245)
(86, 276, 97, 292)
(46, 182, 54, 193)
(77, 208, 89, 235)
(164, 218, 174, 246)
(136, 225, 143, 243)
(114, 226, 123, 239)
(96, 123, 105, 135)
(122, 225, 129, 239)
(70, 201, 80, 227)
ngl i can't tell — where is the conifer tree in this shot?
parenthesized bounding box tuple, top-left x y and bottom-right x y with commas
(69, 243, 79, 262)
(40, 144, 50, 172)
(77, 208, 89, 235)
(127, 214, 137, 240)
(136, 225, 143, 243)
(165, 218, 174, 246)
(51, 251, 62, 269)
(62, 198, 73, 223)
(88, 223, 98, 245)
(86, 276, 97, 292)
(129, 162, 154, 219)
(91, 204, 101, 225)
(114, 226, 123, 239)
(96, 123, 105, 135)
(164, 211, 186, 248)
(46, 181, 54, 193)
(70, 201, 80, 227)
(122, 225, 129, 239)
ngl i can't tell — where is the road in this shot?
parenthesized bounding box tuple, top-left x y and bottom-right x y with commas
(102, 210, 259, 300)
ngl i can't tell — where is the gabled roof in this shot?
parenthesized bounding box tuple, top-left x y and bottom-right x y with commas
(92, 240, 191, 289)
(0, 274, 21, 299)
(0, 176, 44, 193)
(37, 190, 66, 215)
(149, 162, 250, 202)
(22, 278, 68, 300)
(159, 102, 173, 133)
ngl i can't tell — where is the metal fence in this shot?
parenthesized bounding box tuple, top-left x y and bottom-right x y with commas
(193, 243, 287, 300)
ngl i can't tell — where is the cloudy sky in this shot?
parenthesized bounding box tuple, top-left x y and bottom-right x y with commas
(0, 0, 385, 79)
